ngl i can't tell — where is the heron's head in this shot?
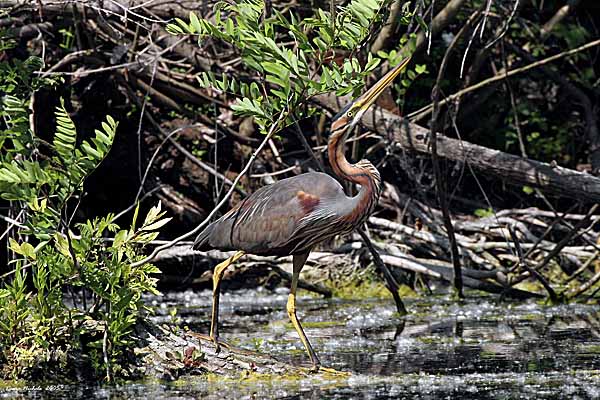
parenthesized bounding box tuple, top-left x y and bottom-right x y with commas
(330, 56, 411, 137)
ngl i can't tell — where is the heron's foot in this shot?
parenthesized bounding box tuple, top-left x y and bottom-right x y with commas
(317, 366, 351, 377)
(210, 335, 221, 353)
(308, 363, 320, 373)
(303, 364, 350, 376)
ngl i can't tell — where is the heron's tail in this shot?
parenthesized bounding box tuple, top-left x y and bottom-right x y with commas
(193, 224, 214, 251)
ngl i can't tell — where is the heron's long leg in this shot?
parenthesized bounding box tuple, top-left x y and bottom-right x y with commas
(287, 252, 321, 370)
(210, 250, 245, 351)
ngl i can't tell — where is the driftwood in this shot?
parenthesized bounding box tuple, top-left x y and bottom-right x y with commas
(135, 320, 309, 379)
(379, 253, 540, 299)
(151, 219, 545, 301)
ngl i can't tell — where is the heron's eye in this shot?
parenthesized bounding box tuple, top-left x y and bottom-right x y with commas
(346, 110, 353, 118)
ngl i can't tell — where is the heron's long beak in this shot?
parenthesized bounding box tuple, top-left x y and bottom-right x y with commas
(356, 56, 411, 112)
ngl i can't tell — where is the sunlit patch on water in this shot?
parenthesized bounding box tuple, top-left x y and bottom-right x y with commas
(4, 290, 600, 399)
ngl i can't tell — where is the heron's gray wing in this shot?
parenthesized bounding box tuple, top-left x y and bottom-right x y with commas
(204, 172, 346, 255)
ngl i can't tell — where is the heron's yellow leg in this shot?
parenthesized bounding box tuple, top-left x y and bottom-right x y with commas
(210, 250, 245, 351)
(287, 253, 321, 371)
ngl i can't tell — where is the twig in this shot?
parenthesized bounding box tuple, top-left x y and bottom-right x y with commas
(428, 11, 481, 299)
(292, 119, 324, 172)
(563, 249, 600, 285)
(533, 204, 599, 272)
(408, 37, 600, 121)
(540, 0, 581, 40)
(109, 116, 180, 221)
(0, 212, 26, 242)
(250, 164, 299, 178)
(483, 0, 520, 49)
(102, 320, 111, 382)
(123, 79, 247, 196)
(508, 226, 558, 302)
(358, 229, 407, 315)
(40, 49, 92, 77)
(510, 204, 599, 288)
(568, 268, 600, 299)
(370, 0, 403, 54)
(269, 265, 332, 298)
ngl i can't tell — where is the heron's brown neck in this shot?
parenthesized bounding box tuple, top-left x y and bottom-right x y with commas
(328, 127, 382, 221)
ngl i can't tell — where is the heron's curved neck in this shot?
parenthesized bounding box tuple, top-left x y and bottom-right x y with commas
(328, 130, 365, 185)
(328, 128, 381, 221)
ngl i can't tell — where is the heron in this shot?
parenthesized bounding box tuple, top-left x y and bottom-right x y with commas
(194, 57, 411, 371)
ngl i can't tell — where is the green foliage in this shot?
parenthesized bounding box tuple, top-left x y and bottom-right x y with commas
(0, 93, 117, 243)
(522, 185, 535, 195)
(504, 103, 573, 164)
(474, 208, 493, 218)
(0, 57, 166, 380)
(167, 0, 415, 134)
(378, 47, 428, 103)
(58, 28, 75, 50)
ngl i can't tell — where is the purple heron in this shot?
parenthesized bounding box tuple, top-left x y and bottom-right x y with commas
(194, 57, 411, 371)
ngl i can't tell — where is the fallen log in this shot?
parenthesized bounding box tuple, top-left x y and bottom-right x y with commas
(380, 253, 542, 299)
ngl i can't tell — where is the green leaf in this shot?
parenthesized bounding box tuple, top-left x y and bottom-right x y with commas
(131, 202, 140, 232)
(113, 230, 128, 248)
(53, 233, 71, 257)
(522, 186, 535, 195)
(225, 19, 235, 36)
(365, 57, 381, 72)
(322, 67, 334, 87)
(262, 61, 289, 78)
(265, 74, 287, 88)
(8, 237, 21, 254)
(474, 208, 494, 218)
(20, 242, 36, 260)
(166, 23, 184, 35)
(313, 37, 327, 52)
(81, 142, 102, 159)
(0, 167, 21, 183)
(53, 99, 77, 162)
(189, 12, 202, 34)
(415, 64, 427, 74)
(142, 217, 172, 231)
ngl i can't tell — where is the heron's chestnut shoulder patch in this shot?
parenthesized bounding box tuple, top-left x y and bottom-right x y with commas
(296, 191, 320, 213)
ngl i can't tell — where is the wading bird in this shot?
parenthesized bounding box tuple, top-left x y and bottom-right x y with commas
(194, 57, 411, 371)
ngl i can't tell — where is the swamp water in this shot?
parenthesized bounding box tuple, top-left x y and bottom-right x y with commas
(3, 289, 600, 399)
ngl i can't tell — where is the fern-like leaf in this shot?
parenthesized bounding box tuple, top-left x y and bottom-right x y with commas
(53, 99, 77, 162)
(80, 114, 117, 162)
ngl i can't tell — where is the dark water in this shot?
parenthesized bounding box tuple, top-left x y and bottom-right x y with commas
(3, 289, 600, 399)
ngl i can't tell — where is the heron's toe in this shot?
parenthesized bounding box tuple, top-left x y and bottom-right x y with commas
(318, 366, 351, 377)
(210, 337, 221, 354)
